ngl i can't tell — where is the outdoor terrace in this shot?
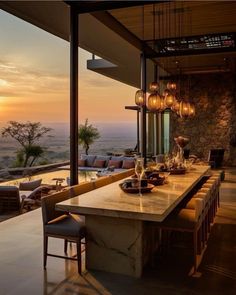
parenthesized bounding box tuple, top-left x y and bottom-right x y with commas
(0, 169, 235, 295)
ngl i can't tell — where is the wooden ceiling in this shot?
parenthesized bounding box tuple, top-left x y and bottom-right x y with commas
(109, 1, 236, 74)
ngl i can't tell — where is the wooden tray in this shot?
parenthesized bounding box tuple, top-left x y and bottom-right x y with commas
(119, 183, 154, 194)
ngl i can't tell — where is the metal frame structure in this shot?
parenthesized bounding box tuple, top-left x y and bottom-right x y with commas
(69, 4, 79, 185)
(66, 1, 236, 180)
(146, 32, 236, 58)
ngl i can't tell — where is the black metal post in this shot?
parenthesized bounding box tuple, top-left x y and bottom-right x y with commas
(154, 64, 158, 156)
(137, 110, 140, 153)
(70, 5, 79, 185)
(140, 53, 147, 164)
(154, 64, 158, 81)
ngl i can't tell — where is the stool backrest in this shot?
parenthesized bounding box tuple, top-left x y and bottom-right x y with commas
(41, 189, 71, 225)
(194, 198, 204, 221)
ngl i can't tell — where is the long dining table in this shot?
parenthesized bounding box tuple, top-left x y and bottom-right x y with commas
(56, 165, 210, 277)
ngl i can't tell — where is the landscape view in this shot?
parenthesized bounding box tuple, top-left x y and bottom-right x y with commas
(0, 9, 137, 169)
(0, 122, 137, 168)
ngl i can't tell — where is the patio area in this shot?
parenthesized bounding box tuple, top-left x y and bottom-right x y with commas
(0, 169, 235, 295)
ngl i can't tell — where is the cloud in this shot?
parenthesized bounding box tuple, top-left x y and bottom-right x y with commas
(0, 59, 69, 98)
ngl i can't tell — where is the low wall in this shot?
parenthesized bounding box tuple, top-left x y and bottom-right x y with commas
(1, 161, 70, 177)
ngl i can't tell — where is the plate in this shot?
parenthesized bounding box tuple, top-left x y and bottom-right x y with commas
(119, 183, 154, 194)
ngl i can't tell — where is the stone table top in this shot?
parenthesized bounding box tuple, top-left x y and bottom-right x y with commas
(56, 165, 210, 222)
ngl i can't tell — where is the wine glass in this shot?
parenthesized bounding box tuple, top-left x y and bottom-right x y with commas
(135, 157, 145, 197)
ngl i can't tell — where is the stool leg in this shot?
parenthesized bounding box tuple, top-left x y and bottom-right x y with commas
(197, 227, 202, 254)
(193, 230, 198, 274)
(43, 235, 48, 269)
(64, 239, 68, 254)
(77, 239, 82, 274)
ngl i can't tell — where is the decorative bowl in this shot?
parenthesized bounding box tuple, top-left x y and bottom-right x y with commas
(119, 179, 154, 194)
(169, 168, 186, 175)
(147, 177, 165, 186)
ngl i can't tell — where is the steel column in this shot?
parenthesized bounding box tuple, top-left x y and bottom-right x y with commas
(140, 53, 147, 163)
(137, 110, 140, 153)
(70, 5, 79, 185)
(154, 64, 158, 156)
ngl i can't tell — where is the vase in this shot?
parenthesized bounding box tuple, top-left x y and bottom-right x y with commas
(175, 145, 184, 164)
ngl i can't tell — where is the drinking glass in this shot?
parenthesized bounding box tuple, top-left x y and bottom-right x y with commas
(163, 171, 170, 183)
(135, 157, 145, 197)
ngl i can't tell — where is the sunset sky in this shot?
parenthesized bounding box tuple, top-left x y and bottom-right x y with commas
(0, 9, 137, 126)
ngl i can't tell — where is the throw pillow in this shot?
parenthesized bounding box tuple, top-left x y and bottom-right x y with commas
(108, 160, 122, 169)
(93, 159, 106, 168)
(19, 179, 42, 191)
(78, 159, 86, 167)
(81, 155, 96, 167)
(122, 160, 135, 169)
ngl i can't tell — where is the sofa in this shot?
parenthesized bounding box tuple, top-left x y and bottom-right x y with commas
(78, 154, 135, 174)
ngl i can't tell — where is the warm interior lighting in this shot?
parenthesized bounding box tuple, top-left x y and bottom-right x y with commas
(171, 100, 180, 113)
(179, 101, 191, 118)
(149, 81, 159, 92)
(135, 78, 195, 118)
(147, 92, 162, 112)
(167, 81, 177, 91)
(135, 90, 145, 106)
(164, 90, 176, 108)
(189, 104, 196, 117)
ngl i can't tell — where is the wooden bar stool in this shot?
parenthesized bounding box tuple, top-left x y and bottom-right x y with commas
(156, 198, 204, 274)
(186, 192, 209, 247)
(41, 190, 86, 274)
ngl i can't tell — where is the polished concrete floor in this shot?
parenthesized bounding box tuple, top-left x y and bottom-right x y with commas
(0, 169, 235, 295)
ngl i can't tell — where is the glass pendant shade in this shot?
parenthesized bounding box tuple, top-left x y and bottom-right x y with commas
(167, 81, 177, 91)
(171, 100, 180, 114)
(164, 92, 175, 108)
(159, 96, 166, 112)
(149, 81, 159, 92)
(134, 81, 195, 118)
(147, 92, 162, 112)
(189, 104, 196, 117)
(179, 101, 191, 118)
(135, 90, 145, 106)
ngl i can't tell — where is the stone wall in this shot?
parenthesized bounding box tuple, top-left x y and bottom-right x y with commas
(170, 73, 236, 165)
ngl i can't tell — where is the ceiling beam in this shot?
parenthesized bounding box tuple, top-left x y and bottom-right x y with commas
(91, 10, 161, 65)
(65, 1, 168, 14)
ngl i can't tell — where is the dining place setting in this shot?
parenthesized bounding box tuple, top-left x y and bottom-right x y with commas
(119, 136, 195, 196)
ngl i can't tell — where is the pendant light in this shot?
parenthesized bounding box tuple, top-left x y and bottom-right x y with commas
(163, 80, 177, 109)
(171, 99, 180, 114)
(135, 90, 145, 107)
(189, 103, 196, 117)
(146, 60, 165, 113)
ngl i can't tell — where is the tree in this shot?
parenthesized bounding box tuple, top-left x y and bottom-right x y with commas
(78, 119, 100, 155)
(2, 121, 52, 167)
(25, 145, 44, 167)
